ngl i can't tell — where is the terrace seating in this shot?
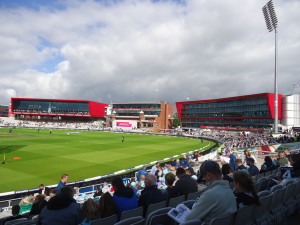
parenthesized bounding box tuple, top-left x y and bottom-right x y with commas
(266, 175, 277, 189)
(180, 200, 196, 209)
(168, 196, 185, 208)
(120, 206, 143, 220)
(208, 212, 235, 225)
(233, 204, 255, 225)
(180, 220, 202, 225)
(144, 207, 172, 225)
(269, 184, 286, 225)
(4, 218, 28, 225)
(90, 214, 117, 225)
(283, 180, 298, 216)
(257, 177, 269, 192)
(186, 191, 201, 201)
(114, 216, 145, 225)
(253, 190, 273, 225)
(10, 200, 21, 207)
(145, 201, 166, 218)
(295, 181, 300, 208)
(147, 212, 176, 225)
(0, 201, 9, 209)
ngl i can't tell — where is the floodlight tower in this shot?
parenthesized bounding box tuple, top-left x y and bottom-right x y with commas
(262, 0, 279, 133)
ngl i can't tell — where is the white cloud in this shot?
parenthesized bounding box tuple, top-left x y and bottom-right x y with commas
(0, 0, 299, 106)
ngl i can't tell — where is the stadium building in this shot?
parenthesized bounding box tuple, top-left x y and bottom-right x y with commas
(176, 93, 300, 131)
(0, 105, 9, 117)
(10, 98, 107, 122)
(108, 102, 173, 131)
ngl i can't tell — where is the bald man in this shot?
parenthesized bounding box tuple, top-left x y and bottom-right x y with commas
(138, 174, 167, 217)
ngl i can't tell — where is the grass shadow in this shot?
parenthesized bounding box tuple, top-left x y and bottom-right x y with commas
(0, 145, 27, 153)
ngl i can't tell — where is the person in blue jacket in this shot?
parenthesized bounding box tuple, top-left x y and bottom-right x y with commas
(136, 166, 149, 182)
(225, 149, 237, 171)
(111, 176, 138, 219)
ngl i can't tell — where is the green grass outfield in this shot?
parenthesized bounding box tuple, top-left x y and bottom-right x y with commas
(0, 128, 213, 193)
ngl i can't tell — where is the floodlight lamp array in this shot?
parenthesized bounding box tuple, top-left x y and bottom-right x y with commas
(262, 0, 278, 32)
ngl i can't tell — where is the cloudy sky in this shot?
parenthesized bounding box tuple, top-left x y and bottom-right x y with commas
(0, 0, 299, 106)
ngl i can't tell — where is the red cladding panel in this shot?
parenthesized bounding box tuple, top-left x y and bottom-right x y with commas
(176, 102, 184, 119)
(89, 101, 107, 117)
(266, 93, 282, 119)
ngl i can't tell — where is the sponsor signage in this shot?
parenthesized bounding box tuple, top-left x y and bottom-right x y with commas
(200, 126, 264, 132)
(117, 122, 132, 127)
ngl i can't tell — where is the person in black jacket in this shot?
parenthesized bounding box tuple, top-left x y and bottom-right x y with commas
(233, 171, 260, 209)
(37, 186, 81, 225)
(37, 184, 50, 196)
(174, 167, 198, 197)
(29, 194, 47, 215)
(138, 174, 167, 217)
(289, 154, 300, 177)
(165, 172, 177, 202)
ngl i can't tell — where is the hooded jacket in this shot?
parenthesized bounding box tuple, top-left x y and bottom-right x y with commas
(37, 194, 81, 225)
(185, 180, 237, 223)
(113, 187, 138, 218)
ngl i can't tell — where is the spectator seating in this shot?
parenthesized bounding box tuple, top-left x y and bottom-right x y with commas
(253, 190, 273, 225)
(296, 181, 300, 209)
(266, 175, 276, 189)
(186, 191, 201, 201)
(120, 206, 143, 220)
(283, 180, 298, 216)
(144, 207, 172, 225)
(257, 177, 269, 192)
(114, 216, 145, 225)
(0, 201, 9, 209)
(4, 218, 30, 225)
(145, 201, 166, 218)
(180, 219, 202, 225)
(269, 184, 286, 225)
(233, 204, 255, 225)
(208, 212, 235, 225)
(90, 214, 117, 225)
(168, 196, 185, 208)
(180, 200, 196, 209)
(147, 212, 176, 225)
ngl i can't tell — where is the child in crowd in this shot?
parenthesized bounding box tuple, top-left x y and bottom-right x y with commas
(81, 198, 101, 225)
(233, 171, 260, 209)
(98, 192, 117, 218)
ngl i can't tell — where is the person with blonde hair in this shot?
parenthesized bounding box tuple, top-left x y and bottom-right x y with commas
(243, 149, 257, 165)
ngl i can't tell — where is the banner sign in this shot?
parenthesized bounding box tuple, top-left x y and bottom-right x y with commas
(200, 126, 264, 132)
(117, 122, 132, 127)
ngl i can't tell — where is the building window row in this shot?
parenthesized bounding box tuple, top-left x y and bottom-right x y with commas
(182, 104, 268, 113)
(182, 110, 270, 118)
(113, 103, 160, 110)
(13, 100, 89, 114)
(183, 97, 267, 109)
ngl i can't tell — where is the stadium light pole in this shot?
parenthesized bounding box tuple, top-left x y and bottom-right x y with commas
(262, 0, 278, 133)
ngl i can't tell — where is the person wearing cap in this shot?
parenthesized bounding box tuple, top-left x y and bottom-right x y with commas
(220, 149, 230, 164)
(185, 160, 237, 223)
(246, 158, 260, 176)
